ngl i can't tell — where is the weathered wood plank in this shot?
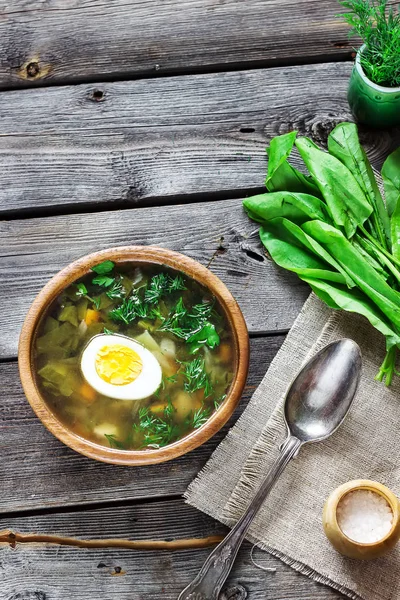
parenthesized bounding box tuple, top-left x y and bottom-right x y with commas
(0, 336, 285, 513)
(1, 498, 343, 599)
(0, 0, 354, 89)
(0, 63, 397, 215)
(0, 199, 308, 359)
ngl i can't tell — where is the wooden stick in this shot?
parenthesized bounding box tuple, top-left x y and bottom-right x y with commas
(0, 529, 223, 551)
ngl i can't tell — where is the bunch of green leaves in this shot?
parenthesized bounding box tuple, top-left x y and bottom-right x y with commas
(90, 260, 127, 302)
(243, 122, 400, 385)
(338, 0, 400, 87)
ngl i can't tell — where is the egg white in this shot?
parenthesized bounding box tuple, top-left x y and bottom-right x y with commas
(80, 334, 162, 401)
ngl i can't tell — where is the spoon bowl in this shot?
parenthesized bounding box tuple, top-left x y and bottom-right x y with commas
(285, 339, 362, 443)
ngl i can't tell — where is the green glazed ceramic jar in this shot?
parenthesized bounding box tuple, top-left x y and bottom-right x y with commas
(348, 45, 400, 129)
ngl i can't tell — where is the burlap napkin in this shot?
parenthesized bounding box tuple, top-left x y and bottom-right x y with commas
(185, 294, 400, 600)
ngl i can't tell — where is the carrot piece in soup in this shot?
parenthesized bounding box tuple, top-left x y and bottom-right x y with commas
(219, 343, 232, 363)
(79, 382, 97, 404)
(85, 309, 101, 325)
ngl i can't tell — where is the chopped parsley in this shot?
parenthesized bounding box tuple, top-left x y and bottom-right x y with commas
(92, 275, 114, 287)
(75, 282, 101, 310)
(91, 260, 115, 274)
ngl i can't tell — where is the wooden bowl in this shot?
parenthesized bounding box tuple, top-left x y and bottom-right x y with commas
(323, 479, 400, 559)
(18, 246, 250, 466)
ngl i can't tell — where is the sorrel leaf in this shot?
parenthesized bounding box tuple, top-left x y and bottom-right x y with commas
(382, 147, 400, 217)
(295, 136, 372, 238)
(301, 277, 400, 350)
(259, 221, 348, 285)
(265, 131, 320, 196)
(302, 220, 400, 330)
(243, 191, 327, 225)
(328, 122, 390, 249)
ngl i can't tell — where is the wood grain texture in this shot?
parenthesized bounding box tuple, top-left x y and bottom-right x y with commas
(0, 63, 398, 215)
(0, 0, 354, 89)
(1, 336, 284, 514)
(0, 198, 309, 359)
(1, 498, 343, 600)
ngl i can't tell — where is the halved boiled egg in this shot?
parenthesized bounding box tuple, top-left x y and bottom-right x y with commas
(80, 334, 162, 401)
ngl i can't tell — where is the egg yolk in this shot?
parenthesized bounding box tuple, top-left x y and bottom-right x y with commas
(95, 344, 143, 386)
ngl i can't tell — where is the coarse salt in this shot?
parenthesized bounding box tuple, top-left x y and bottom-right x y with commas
(337, 489, 393, 544)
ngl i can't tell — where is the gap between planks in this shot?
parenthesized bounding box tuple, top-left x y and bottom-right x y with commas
(0, 186, 266, 222)
(0, 52, 354, 94)
(0, 493, 184, 521)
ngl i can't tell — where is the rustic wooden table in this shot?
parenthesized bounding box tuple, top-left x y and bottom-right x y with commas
(1, 2, 399, 599)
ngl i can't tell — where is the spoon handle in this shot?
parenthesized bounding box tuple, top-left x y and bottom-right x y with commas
(177, 435, 302, 600)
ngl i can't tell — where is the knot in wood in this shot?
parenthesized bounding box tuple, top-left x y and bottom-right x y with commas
(310, 121, 339, 145)
(91, 89, 105, 102)
(220, 584, 248, 600)
(26, 62, 40, 78)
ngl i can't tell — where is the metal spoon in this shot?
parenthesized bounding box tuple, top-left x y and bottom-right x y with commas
(178, 339, 362, 600)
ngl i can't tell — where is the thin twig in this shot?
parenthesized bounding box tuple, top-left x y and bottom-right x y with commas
(0, 529, 224, 551)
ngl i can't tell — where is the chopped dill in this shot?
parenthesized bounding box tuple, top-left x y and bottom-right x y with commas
(104, 433, 126, 449)
(144, 273, 170, 304)
(165, 374, 178, 384)
(133, 407, 180, 449)
(144, 273, 186, 304)
(163, 397, 175, 418)
(168, 274, 187, 292)
(214, 393, 227, 410)
(192, 406, 211, 429)
(105, 279, 126, 300)
(93, 297, 102, 310)
(181, 357, 213, 397)
(158, 298, 220, 351)
(109, 297, 137, 324)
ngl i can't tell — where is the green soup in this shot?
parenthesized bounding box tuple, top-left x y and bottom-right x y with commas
(33, 260, 235, 450)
